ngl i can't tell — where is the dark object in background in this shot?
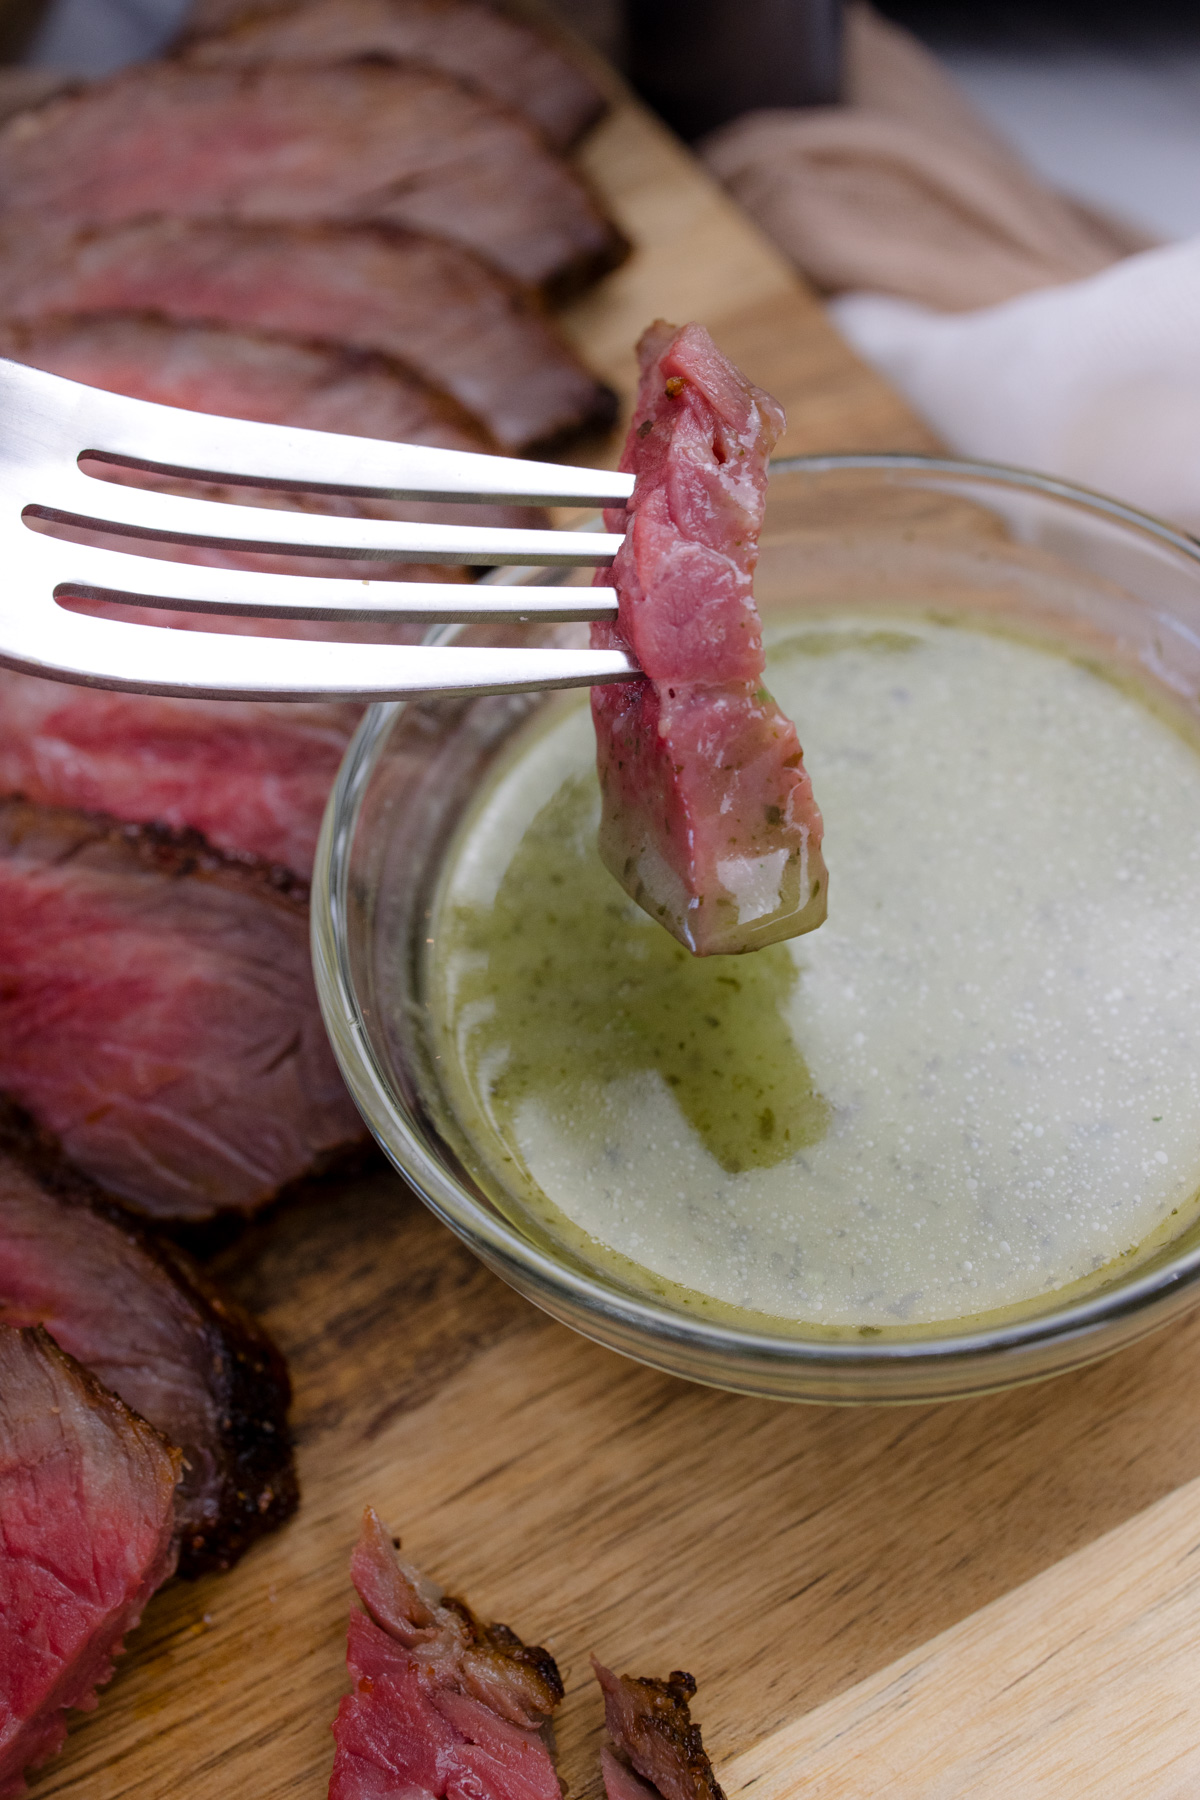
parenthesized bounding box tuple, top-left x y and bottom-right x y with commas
(627, 0, 843, 140)
(875, 0, 1200, 49)
(0, 0, 50, 62)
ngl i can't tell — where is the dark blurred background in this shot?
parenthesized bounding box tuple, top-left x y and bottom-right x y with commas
(6, 0, 1199, 240)
(877, 0, 1200, 47)
(872, 0, 1200, 239)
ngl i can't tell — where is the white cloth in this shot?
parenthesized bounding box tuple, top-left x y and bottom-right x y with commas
(830, 236, 1200, 532)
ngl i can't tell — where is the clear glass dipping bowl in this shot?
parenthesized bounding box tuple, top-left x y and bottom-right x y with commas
(312, 456, 1200, 1403)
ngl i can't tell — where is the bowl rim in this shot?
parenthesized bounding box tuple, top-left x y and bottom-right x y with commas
(311, 451, 1200, 1377)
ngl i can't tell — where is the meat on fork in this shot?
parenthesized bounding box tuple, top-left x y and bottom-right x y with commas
(593, 1661, 726, 1800)
(590, 321, 828, 955)
(0, 1325, 180, 1800)
(329, 1507, 564, 1800)
(0, 62, 627, 295)
(0, 1100, 297, 1575)
(186, 0, 608, 151)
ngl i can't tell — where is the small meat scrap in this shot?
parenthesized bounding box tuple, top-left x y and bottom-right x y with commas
(329, 1508, 563, 1800)
(0, 1324, 179, 1800)
(0, 1100, 297, 1575)
(591, 321, 828, 955)
(593, 1661, 725, 1800)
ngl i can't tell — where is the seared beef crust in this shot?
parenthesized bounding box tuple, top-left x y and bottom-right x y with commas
(594, 1662, 726, 1800)
(0, 1099, 298, 1574)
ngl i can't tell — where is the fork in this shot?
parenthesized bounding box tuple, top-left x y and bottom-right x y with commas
(0, 358, 638, 701)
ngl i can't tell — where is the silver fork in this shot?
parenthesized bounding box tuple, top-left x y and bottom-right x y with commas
(0, 358, 638, 700)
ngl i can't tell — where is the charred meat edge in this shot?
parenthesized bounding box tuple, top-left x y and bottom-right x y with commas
(594, 1660, 726, 1800)
(0, 1097, 298, 1575)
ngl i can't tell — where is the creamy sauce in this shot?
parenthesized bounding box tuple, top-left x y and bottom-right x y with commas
(422, 617, 1200, 1328)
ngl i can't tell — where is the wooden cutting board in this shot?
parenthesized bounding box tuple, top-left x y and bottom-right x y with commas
(36, 85, 1200, 1800)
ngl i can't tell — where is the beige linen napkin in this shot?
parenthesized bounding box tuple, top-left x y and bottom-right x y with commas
(700, 3, 1152, 311)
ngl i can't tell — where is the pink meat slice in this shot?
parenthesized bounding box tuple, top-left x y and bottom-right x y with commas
(0, 1100, 297, 1574)
(593, 1663, 725, 1800)
(0, 219, 615, 453)
(0, 313, 496, 875)
(590, 321, 828, 955)
(601, 1747, 659, 1800)
(0, 674, 356, 875)
(0, 63, 626, 294)
(0, 310, 492, 453)
(0, 1324, 179, 1800)
(0, 798, 365, 1220)
(186, 0, 608, 151)
(4, 310, 512, 599)
(330, 1508, 564, 1800)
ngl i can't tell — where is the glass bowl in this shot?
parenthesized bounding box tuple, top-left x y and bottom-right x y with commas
(311, 455, 1200, 1403)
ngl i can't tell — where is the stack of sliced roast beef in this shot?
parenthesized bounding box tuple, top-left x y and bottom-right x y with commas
(0, 0, 621, 1222)
(0, 5, 623, 1791)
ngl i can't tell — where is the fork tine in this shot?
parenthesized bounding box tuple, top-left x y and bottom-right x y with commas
(46, 536, 619, 622)
(28, 467, 623, 566)
(0, 604, 637, 702)
(0, 360, 636, 507)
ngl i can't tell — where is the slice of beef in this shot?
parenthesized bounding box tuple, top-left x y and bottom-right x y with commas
(593, 1663, 725, 1800)
(0, 62, 627, 295)
(0, 798, 365, 1221)
(0, 314, 486, 878)
(1, 307, 536, 543)
(330, 1507, 563, 1800)
(0, 219, 614, 451)
(590, 321, 828, 955)
(0, 312, 494, 454)
(0, 1324, 179, 1800)
(187, 0, 608, 150)
(0, 673, 358, 874)
(0, 1100, 297, 1574)
(2, 311, 498, 632)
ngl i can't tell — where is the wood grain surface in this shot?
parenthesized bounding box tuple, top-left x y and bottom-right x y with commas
(728, 1473, 1200, 1798)
(31, 71, 1199, 1800)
